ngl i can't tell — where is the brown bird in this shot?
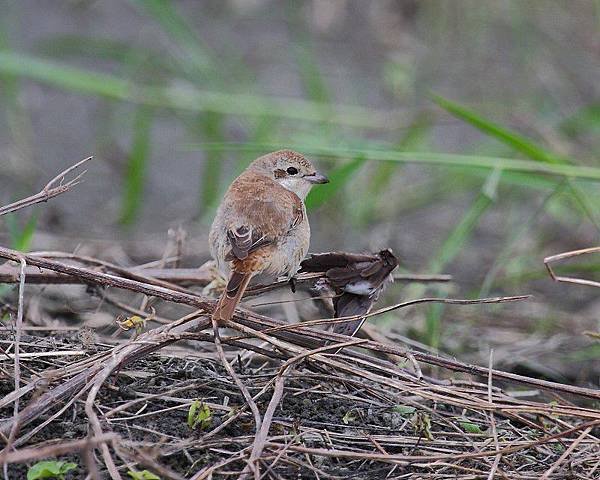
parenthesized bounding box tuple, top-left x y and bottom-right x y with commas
(299, 249, 399, 337)
(209, 150, 328, 324)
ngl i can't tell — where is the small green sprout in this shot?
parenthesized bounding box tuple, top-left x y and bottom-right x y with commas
(187, 399, 212, 430)
(127, 470, 161, 480)
(392, 405, 416, 416)
(27, 460, 77, 480)
(459, 421, 484, 434)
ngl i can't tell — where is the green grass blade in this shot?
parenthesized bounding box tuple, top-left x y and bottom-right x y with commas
(355, 117, 430, 225)
(463, 168, 560, 191)
(0, 51, 405, 129)
(5, 213, 37, 252)
(131, 0, 253, 87)
(414, 192, 495, 345)
(189, 142, 600, 182)
(432, 190, 495, 275)
(120, 106, 154, 225)
(568, 183, 600, 232)
(432, 94, 564, 164)
(433, 94, 600, 231)
(424, 303, 445, 350)
(305, 155, 367, 210)
(36, 35, 156, 64)
(369, 116, 431, 192)
(0, 50, 131, 98)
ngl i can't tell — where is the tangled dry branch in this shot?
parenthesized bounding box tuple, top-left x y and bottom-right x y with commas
(0, 245, 599, 479)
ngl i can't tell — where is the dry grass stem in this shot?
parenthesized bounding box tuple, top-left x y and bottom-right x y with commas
(544, 246, 600, 289)
(0, 157, 92, 217)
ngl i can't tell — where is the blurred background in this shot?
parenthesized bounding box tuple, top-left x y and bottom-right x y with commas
(0, 1, 598, 387)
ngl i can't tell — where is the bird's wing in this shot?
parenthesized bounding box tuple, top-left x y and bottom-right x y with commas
(299, 251, 376, 273)
(224, 226, 271, 261)
(223, 172, 303, 262)
(329, 251, 399, 293)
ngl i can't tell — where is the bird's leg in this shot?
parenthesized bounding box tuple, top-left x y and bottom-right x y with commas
(202, 263, 228, 296)
(288, 276, 297, 293)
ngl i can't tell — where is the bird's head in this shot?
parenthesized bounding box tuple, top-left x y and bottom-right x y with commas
(250, 150, 328, 199)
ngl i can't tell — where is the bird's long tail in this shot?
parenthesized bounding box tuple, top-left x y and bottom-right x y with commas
(213, 271, 252, 325)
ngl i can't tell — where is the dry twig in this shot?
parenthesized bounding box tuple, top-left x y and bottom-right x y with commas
(0, 157, 92, 217)
(544, 246, 600, 289)
(0, 257, 27, 476)
(1, 434, 118, 464)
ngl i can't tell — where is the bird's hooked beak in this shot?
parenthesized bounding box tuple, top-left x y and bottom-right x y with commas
(304, 172, 329, 184)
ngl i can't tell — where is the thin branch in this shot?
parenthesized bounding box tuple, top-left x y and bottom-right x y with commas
(486, 349, 502, 480)
(2, 434, 117, 464)
(212, 317, 262, 479)
(85, 363, 125, 480)
(0, 257, 26, 473)
(0, 246, 213, 310)
(0, 157, 93, 216)
(259, 294, 531, 332)
(0, 265, 450, 288)
(544, 246, 600, 289)
(0, 313, 209, 438)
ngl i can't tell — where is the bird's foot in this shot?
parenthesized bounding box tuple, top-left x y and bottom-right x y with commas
(202, 264, 228, 297)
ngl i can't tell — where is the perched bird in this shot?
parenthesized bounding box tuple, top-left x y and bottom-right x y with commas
(209, 150, 328, 324)
(299, 249, 399, 337)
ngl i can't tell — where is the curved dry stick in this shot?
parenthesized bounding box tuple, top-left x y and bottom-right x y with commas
(85, 345, 130, 480)
(0, 315, 293, 442)
(1, 434, 117, 464)
(78, 313, 208, 478)
(24, 251, 197, 295)
(259, 295, 531, 333)
(244, 338, 367, 478)
(0, 364, 105, 438)
(544, 246, 600, 289)
(3, 293, 595, 476)
(211, 317, 262, 479)
(0, 157, 92, 216)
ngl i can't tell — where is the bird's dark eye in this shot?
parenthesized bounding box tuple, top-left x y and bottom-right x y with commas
(286, 166, 298, 175)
